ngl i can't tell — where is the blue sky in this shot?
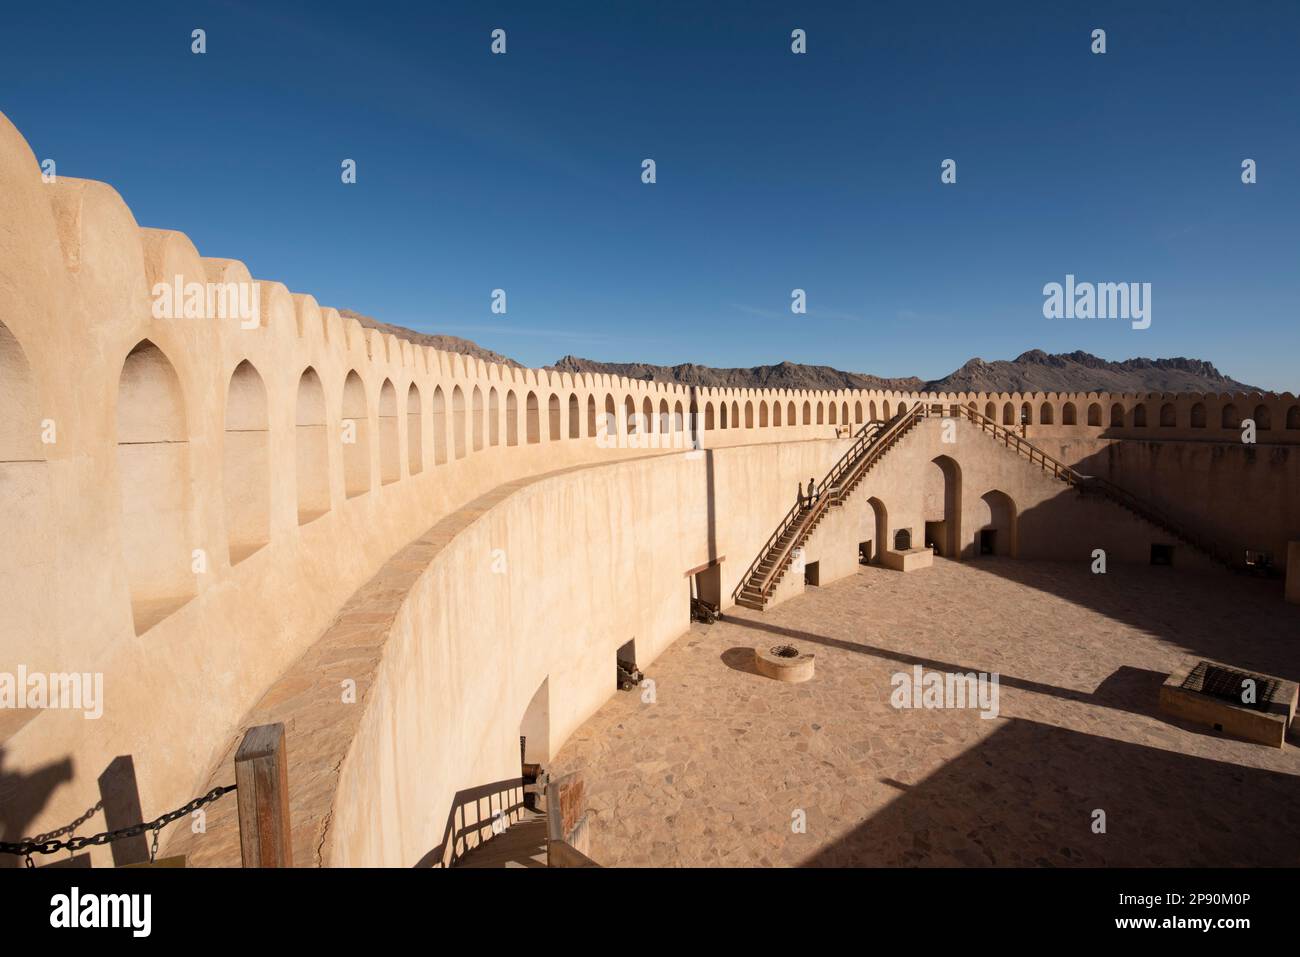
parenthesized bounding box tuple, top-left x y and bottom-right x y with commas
(2, 1, 1297, 389)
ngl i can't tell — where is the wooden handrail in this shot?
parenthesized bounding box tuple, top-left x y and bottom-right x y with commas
(737, 406, 928, 601)
(735, 402, 1226, 607)
(953, 404, 1225, 564)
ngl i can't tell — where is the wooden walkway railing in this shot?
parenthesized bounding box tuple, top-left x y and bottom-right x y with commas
(733, 402, 1227, 610)
(734, 406, 927, 607)
(952, 403, 1226, 565)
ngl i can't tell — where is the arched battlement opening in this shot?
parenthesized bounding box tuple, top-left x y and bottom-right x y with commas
(407, 383, 423, 475)
(378, 379, 399, 486)
(116, 340, 195, 635)
(0, 320, 43, 465)
(472, 386, 485, 452)
(569, 394, 581, 439)
(489, 387, 501, 446)
(452, 385, 467, 459)
(342, 371, 371, 497)
(507, 390, 519, 446)
(432, 386, 448, 464)
(0, 320, 51, 654)
(602, 394, 615, 439)
(550, 393, 562, 441)
(296, 368, 330, 524)
(224, 360, 271, 562)
(527, 392, 540, 444)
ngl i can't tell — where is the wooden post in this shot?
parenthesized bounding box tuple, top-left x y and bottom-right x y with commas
(235, 723, 292, 867)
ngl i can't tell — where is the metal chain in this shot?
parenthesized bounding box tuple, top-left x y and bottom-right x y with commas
(26, 800, 103, 846)
(0, 784, 236, 860)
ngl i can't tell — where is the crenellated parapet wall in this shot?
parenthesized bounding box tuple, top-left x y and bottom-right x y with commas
(2, 108, 1296, 863)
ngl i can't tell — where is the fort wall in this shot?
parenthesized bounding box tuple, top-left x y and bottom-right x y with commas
(0, 110, 1294, 861)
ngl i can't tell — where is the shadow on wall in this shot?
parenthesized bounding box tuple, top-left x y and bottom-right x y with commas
(0, 747, 156, 869)
(414, 777, 527, 868)
(1073, 437, 1297, 566)
(0, 746, 73, 868)
(798, 717, 1300, 866)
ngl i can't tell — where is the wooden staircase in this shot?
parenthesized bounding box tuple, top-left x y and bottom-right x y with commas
(733, 402, 1228, 611)
(734, 406, 927, 609)
(955, 404, 1228, 567)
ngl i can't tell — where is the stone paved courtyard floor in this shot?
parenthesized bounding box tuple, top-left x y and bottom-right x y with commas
(550, 559, 1300, 866)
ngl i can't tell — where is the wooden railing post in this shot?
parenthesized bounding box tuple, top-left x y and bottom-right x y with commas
(235, 723, 293, 867)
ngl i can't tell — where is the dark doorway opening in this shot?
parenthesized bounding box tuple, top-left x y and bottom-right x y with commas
(979, 529, 997, 555)
(924, 521, 944, 555)
(1150, 544, 1174, 566)
(690, 562, 722, 623)
(519, 677, 549, 809)
(805, 560, 820, 586)
(893, 528, 911, 550)
(616, 639, 642, 689)
(858, 540, 872, 565)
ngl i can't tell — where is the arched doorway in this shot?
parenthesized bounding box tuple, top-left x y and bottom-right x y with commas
(924, 455, 963, 558)
(977, 489, 1017, 557)
(866, 497, 888, 564)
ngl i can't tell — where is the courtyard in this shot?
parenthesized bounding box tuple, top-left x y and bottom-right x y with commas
(550, 558, 1300, 866)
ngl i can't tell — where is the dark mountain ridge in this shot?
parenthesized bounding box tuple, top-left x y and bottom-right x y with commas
(344, 310, 1264, 393)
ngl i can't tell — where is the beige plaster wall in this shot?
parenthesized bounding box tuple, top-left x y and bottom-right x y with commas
(328, 441, 844, 866)
(0, 109, 1292, 861)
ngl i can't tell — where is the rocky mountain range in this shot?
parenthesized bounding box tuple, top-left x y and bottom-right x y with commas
(344, 310, 1261, 394)
(549, 350, 1260, 395)
(341, 310, 521, 368)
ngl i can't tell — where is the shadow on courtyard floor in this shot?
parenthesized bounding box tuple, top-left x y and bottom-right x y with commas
(729, 615, 1230, 742)
(954, 556, 1300, 685)
(799, 716, 1300, 867)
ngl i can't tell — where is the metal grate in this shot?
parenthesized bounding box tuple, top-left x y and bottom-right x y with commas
(1182, 661, 1280, 713)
